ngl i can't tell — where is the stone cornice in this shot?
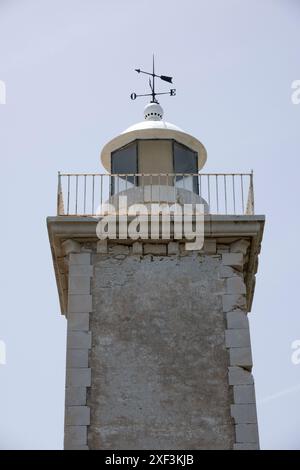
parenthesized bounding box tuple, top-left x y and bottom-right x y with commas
(47, 215, 265, 315)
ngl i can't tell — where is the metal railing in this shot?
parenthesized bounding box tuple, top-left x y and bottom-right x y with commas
(57, 172, 255, 216)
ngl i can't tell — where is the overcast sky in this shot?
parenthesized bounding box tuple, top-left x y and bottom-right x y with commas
(0, 0, 300, 449)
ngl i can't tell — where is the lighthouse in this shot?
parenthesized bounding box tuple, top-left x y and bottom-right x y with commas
(47, 62, 264, 450)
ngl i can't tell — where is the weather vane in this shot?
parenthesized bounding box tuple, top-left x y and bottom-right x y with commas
(131, 55, 176, 104)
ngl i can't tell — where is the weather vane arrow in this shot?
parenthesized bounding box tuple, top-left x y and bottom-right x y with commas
(131, 55, 176, 104)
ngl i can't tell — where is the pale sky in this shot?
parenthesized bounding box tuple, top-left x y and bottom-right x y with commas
(0, 0, 300, 449)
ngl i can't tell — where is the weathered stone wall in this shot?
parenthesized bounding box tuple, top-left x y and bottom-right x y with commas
(87, 241, 234, 450)
(61, 237, 259, 450)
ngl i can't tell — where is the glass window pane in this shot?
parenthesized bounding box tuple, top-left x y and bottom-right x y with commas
(111, 142, 137, 194)
(111, 142, 137, 174)
(174, 142, 198, 193)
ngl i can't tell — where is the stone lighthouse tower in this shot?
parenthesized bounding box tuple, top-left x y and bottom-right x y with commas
(47, 68, 264, 450)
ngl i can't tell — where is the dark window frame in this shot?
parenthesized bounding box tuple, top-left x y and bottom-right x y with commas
(172, 140, 199, 194)
(110, 139, 199, 195)
(111, 141, 139, 195)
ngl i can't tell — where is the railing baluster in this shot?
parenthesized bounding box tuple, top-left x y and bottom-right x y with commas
(241, 175, 244, 214)
(151, 174, 153, 203)
(100, 174, 103, 215)
(207, 175, 211, 210)
(67, 175, 70, 215)
(57, 172, 62, 215)
(216, 174, 219, 214)
(75, 175, 78, 215)
(84, 175, 87, 215)
(158, 174, 161, 204)
(92, 175, 95, 216)
(224, 175, 227, 215)
(232, 174, 236, 215)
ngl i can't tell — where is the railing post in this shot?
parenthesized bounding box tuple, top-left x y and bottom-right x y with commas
(246, 170, 255, 215)
(57, 171, 64, 215)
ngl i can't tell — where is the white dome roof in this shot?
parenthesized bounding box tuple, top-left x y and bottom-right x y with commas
(100, 103, 207, 172)
(123, 119, 183, 134)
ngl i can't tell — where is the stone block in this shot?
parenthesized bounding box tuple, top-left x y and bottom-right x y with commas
(68, 294, 92, 313)
(225, 329, 250, 348)
(96, 240, 108, 253)
(228, 367, 254, 385)
(233, 385, 256, 404)
(64, 445, 89, 450)
(69, 265, 93, 277)
(67, 332, 91, 350)
(66, 368, 91, 387)
(65, 387, 87, 406)
(109, 245, 130, 255)
(226, 277, 246, 295)
(67, 349, 89, 368)
(222, 294, 246, 312)
(230, 239, 250, 255)
(69, 253, 91, 265)
(69, 276, 91, 295)
(144, 244, 167, 255)
(219, 266, 239, 278)
(231, 404, 257, 423)
(168, 242, 179, 255)
(233, 443, 259, 450)
(68, 313, 90, 332)
(229, 347, 253, 369)
(222, 253, 243, 271)
(226, 311, 249, 329)
(202, 239, 216, 254)
(65, 406, 90, 426)
(132, 242, 143, 255)
(62, 239, 81, 255)
(217, 244, 230, 254)
(64, 425, 87, 447)
(235, 424, 259, 443)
